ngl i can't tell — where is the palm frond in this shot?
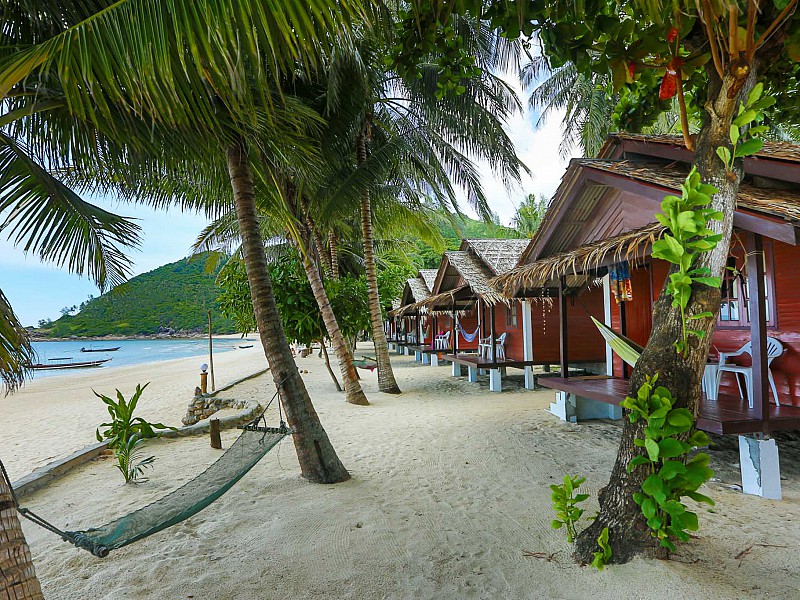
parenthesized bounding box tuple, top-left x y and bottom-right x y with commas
(0, 287, 33, 394)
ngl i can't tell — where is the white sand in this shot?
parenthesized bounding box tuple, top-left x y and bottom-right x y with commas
(6, 346, 800, 599)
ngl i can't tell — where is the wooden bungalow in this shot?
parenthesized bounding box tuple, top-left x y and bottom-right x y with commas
(388, 269, 438, 361)
(409, 238, 543, 391)
(494, 133, 800, 497)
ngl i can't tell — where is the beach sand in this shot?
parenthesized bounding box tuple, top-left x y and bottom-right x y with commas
(6, 346, 800, 599)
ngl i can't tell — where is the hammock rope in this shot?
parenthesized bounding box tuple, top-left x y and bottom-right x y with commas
(4, 381, 290, 558)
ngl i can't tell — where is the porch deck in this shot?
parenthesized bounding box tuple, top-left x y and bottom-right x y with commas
(406, 344, 442, 354)
(539, 376, 800, 435)
(443, 352, 541, 370)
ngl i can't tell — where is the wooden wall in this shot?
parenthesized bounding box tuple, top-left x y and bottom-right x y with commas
(610, 243, 800, 407)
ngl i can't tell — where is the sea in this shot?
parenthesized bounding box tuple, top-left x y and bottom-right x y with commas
(29, 338, 255, 379)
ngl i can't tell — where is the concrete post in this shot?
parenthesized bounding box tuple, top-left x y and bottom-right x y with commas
(489, 368, 502, 392)
(739, 435, 782, 499)
(522, 299, 535, 390)
(468, 365, 478, 383)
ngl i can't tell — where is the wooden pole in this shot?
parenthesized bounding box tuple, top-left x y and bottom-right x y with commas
(747, 232, 769, 424)
(200, 370, 208, 394)
(208, 310, 216, 391)
(619, 301, 628, 379)
(559, 277, 569, 378)
(451, 301, 456, 354)
(209, 418, 222, 449)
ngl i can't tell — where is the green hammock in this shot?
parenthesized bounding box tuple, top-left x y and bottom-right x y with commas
(590, 316, 644, 368)
(353, 356, 378, 372)
(9, 425, 288, 558)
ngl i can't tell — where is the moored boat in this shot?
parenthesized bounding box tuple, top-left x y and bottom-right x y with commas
(30, 358, 111, 370)
(80, 346, 121, 352)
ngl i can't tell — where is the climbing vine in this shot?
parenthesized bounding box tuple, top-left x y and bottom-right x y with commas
(650, 167, 722, 355)
(621, 375, 714, 551)
(716, 83, 775, 178)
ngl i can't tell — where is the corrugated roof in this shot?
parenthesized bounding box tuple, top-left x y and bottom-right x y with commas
(465, 238, 531, 274)
(579, 159, 800, 225)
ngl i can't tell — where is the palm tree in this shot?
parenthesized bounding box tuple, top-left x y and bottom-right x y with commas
(512, 193, 549, 237)
(1, 1, 367, 592)
(321, 21, 527, 393)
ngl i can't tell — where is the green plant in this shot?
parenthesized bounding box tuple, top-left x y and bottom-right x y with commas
(651, 167, 722, 355)
(114, 435, 155, 484)
(590, 527, 612, 571)
(716, 83, 776, 176)
(550, 475, 590, 543)
(95, 383, 175, 447)
(621, 375, 715, 552)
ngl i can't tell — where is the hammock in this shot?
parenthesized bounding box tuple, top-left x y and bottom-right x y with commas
(457, 323, 480, 343)
(590, 316, 644, 367)
(4, 390, 290, 558)
(353, 356, 378, 372)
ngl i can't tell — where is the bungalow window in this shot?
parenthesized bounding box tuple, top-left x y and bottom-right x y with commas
(718, 243, 776, 328)
(506, 303, 518, 327)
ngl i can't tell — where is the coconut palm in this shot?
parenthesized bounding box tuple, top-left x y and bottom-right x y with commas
(1, 1, 368, 593)
(318, 20, 527, 393)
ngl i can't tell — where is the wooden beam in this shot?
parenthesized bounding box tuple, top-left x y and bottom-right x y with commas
(451, 302, 456, 353)
(559, 277, 569, 378)
(620, 301, 629, 379)
(746, 232, 769, 425)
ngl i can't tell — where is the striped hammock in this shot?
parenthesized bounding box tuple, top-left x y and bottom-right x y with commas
(590, 316, 643, 367)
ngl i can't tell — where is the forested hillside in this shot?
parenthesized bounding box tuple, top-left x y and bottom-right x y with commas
(44, 256, 236, 337)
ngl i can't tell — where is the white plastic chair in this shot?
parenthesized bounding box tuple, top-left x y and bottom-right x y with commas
(715, 337, 784, 408)
(479, 333, 507, 361)
(435, 331, 451, 350)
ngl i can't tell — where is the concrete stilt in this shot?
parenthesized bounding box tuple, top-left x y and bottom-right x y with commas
(524, 366, 535, 390)
(421, 353, 430, 365)
(739, 435, 782, 499)
(468, 366, 478, 383)
(431, 354, 440, 367)
(452, 361, 462, 377)
(489, 368, 502, 392)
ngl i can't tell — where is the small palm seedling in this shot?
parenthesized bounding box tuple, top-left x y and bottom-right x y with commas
(115, 435, 155, 484)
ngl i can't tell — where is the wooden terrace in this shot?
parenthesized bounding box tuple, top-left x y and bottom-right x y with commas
(539, 376, 800, 435)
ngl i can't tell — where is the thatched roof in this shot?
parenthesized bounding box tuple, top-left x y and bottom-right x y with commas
(419, 269, 438, 291)
(464, 239, 531, 274)
(388, 274, 433, 316)
(609, 133, 800, 164)
(441, 250, 505, 304)
(580, 159, 800, 224)
(493, 223, 665, 296)
(407, 278, 431, 303)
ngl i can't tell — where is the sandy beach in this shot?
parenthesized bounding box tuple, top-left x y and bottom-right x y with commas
(6, 345, 800, 599)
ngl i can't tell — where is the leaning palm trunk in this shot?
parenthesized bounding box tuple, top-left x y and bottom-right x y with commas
(357, 128, 400, 394)
(574, 64, 755, 564)
(1, 468, 44, 599)
(329, 232, 340, 280)
(226, 140, 349, 483)
(299, 245, 369, 405)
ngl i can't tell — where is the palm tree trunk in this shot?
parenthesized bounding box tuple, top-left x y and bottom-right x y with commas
(1, 466, 44, 599)
(318, 340, 342, 391)
(329, 232, 340, 280)
(574, 64, 756, 564)
(226, 140, 349, 484)
(357, 128, 401, 394)
(299, 243, 369, 405)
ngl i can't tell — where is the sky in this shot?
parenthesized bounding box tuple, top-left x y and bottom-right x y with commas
(0, 82, 576, 328)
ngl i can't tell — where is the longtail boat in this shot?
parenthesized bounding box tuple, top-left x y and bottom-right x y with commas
(30, 358, 111, 370)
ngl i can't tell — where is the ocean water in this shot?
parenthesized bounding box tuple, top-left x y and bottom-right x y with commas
(29, 338, 254, 379)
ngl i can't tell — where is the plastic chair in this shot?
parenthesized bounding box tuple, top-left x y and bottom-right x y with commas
(715, 337, 784, 408)
(478, 333, 507, 361)
(435, 331, 451, 350)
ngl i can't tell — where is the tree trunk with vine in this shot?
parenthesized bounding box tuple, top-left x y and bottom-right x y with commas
(226, 140, 349, 484)
(357, 125, 401, 394)
(574, 62, 756, 564)
(1, 470, 43, 600)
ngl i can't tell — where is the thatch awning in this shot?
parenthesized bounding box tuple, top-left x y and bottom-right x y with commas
(463, 238, 531, 274)
(492, 222, 665, 296)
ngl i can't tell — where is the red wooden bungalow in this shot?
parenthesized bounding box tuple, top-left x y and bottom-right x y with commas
(494, 133, 800, 497)
(409, 238, 541, 391)
(388, 269, 437, 361)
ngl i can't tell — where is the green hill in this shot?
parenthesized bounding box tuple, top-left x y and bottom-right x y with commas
(46, 255, 237, 337)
